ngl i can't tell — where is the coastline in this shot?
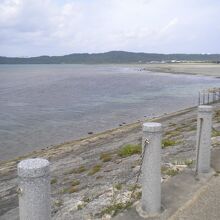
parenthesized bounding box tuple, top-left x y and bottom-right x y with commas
(0, 104, 205, 219)
(1, 63, 220, 219)
(1, 102, 220, 219)
(137, 62, 220, 78)
(0, 105, 196, 167)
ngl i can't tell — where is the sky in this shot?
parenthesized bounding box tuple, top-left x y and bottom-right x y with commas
(0, 0, 220, 57)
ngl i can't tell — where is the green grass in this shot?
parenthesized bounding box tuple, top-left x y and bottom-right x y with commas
(162, 139, 179, 149)
(100, 153, 112, 162)
(88, 164, 102, 175)
(65, 165, 86, 175)
(100, 201, 132, 217)
(71, 179, 80, 186)
(165, 130, 181, 137)
(184, 159, 194, 167)
(82, 197, 91, 203)
(214, 110, 220, 119)
(188, 125, 197, 131)
(118, 144, 141, 158)
(61, 186, 78, 194)
(50, 178, 57, 184)
(161, 166, 179, 176)
(135, 191, 142, 200)
(212, 128, 220, 137)
(114, 183, 122, 191)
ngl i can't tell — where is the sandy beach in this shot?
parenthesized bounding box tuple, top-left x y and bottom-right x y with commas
(140, 63, 220, 77)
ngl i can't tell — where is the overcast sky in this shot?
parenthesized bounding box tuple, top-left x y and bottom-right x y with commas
(0, 0, 220, 57)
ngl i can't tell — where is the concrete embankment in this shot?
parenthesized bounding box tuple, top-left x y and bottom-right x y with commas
(1, 103, 220, 220)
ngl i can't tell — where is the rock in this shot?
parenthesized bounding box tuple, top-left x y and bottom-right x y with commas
(70, 200, 84, 212)
(102, 214, 111, 220)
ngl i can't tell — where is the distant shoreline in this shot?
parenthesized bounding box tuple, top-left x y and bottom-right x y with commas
(1, 62, 220, 78)
(1, 51, 220, 64)
(138, 63, 220, 78)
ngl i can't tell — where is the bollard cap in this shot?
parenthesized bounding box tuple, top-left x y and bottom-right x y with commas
(18, 158, 50, 178)
(143, 122, 162, 133)
(198, 105, 213, 113)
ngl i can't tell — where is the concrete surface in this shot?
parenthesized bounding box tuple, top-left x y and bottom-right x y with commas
(196, 105, 212, 174)
(18, 158, 51, 220)
(114, 147, 220, 220)
(140, 123, 162, 215)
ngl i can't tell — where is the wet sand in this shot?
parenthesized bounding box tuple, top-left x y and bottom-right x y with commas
(139, 63, 220, 77)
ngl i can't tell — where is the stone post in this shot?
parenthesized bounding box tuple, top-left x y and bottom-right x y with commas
(137, 122, 162, 217)
(18, 158, 51, 220)
(196, 105, 213, 174)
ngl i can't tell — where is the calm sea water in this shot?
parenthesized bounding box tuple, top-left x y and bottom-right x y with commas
(1, 64, 220, 161)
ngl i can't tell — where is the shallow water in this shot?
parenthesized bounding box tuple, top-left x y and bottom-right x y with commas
(0, 64, 220, 161)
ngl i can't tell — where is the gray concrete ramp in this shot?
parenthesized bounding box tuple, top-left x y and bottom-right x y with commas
(113, 170, 214, 220)
(113, 145, 220, 220)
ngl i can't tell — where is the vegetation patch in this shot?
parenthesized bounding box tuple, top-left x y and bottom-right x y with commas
(118, 144, 141, 158)
(50, 178, 57, 184)
(162, 139, 180, 149)
(100, 153, 112, 162)
(100, 201, 132, 217)
(214, 173, 219, 177)
(187, 125, 197, 131)
(54, 199, 63, 207)
(71, 179, 80, 186)
(88, 164, 102, 175)
(128, 184, 141, 192)
(77, 204, 84, 210)
(212, 128, 220, 137)
(65, 165, 87, 175)
(161, 166, 179, 176)
(68, 186, 79, 194)
(165, 130, 181, 137)
(214, 110, 220, 119)
(134, 191, 142, 200)
(184, 159, 194, 167)
(96, 175, 104, 180)
(82, 197, 91, 203)
(114, 183, 122, 191)
(61, 186, 79, 194)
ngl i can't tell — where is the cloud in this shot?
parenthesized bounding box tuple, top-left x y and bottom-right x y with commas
(0, 0, 220, 56)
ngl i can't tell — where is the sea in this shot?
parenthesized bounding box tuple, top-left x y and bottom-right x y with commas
(1, 64, 220, 161)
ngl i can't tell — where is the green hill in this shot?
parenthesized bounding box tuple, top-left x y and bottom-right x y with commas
(0, 51, 220, 64)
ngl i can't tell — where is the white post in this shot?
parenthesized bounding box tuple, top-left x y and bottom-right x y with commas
(18, 158, 51, 220)
(137, 122, 162, 217)
(196, 105, 213, 174)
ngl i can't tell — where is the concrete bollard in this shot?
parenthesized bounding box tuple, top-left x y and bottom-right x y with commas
(196, 105, 213, 174)
(18, 158, 51, 220)
(137, 122, 162, 217)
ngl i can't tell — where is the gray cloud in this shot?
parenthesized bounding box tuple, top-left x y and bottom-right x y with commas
(0, 0, 220, 56)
